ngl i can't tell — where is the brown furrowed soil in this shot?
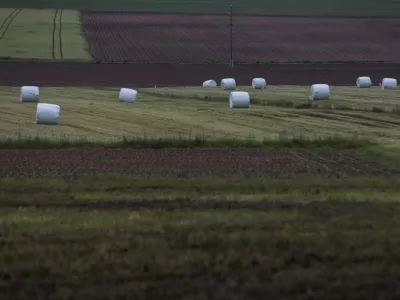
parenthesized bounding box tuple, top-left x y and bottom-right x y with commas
(0, 148, 389, 178)
(81, 12, 400, 63)
(1, 60, 399, 87)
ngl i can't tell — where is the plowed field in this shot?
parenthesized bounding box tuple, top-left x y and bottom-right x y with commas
(0, 148, 389, 178)
(1, 61, 400, 87)
(81, 12, 400, 63)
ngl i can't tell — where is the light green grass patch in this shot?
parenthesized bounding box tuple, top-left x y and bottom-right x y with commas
(0, 8, 90, 60)
(2, 176, 400, 205)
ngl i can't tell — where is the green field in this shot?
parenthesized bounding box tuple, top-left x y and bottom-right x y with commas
(1, 176, 400, 299)
(2, 85, 400, 147)
(0, 0, 394, 16)
(0, 8, 90, 60)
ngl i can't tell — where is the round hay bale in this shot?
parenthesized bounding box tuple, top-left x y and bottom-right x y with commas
(202, 80, 217, 87)
(356, 76, 372, 88)
(381, 78, 397, 90)
(119, 88, 137, 102)
(309, 84, 330, 101)
(252, 78, 266, 89)
(36, 103, 60, 125)
(20, 86, 39, 102)
(229, 91, 250, 108)
(221, 78, 236, 90)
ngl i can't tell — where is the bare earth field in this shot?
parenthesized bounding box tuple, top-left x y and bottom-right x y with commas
(0, 148, 389, 178)
(81, 12, 400, 63)
(1, 61, 399, 87)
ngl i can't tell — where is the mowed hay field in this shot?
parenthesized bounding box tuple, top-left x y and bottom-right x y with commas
(1, 85, 400, 145)
(0, 8, 90, 60)
(82, 12, 400, 63)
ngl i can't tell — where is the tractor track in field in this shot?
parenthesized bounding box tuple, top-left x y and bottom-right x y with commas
(0, 148, 391, 179)
(58, 8, 64, 59)
(52, 8, 63, 60)
(0, 8, 22, 42)
(51, 9, 58, 59)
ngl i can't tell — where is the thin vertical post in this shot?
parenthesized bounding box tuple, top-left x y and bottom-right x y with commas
(229, 5, 233, 68)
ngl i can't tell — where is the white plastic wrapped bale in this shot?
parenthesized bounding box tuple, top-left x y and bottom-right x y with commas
(119, 88, 137, 102)
(229, 91, 250, 108)
(202, 80, 217, 87)
(20, 86, 39, 102)
(381, 78, 397, 89)
(36, 103, 60, 125)
(221, 78, 236, 90)
(252, 78, 266, 89)
(356, 76, 372, 88)
(309, 84, 330, 101)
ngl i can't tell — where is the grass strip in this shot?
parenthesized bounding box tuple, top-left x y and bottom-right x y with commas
(0, 134, 373, 149)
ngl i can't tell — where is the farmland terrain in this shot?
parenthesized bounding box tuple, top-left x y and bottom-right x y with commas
(82, 12, 400, 63)
(1, 0, 400, 298)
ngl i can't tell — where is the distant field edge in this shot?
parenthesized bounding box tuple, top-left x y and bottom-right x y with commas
(79, 9, 400, 18)
(84, 10, 400, 18)
(0, 58, 387, 65)
(0, 7, 399, 17)
(0, 135, 373, 149)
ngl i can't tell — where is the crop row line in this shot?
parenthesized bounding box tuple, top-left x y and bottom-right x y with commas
(0, 8, 22, 42)
(52, 8, 63, 60)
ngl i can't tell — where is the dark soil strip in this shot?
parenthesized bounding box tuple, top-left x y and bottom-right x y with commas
(1, 200, 400, 216)
(1, 61, 399, 87)
(0, 148, 390, 179)
(52, 9, 59, 60)
(58, 9, 63, 59)
(0, 8, 22, 41)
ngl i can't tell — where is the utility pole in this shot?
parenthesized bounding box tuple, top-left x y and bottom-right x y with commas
(229, 5, 233, 68)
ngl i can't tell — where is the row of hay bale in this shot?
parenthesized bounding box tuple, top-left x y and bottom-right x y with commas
(18, 75, 399, 123)
(119, 86, 249, 109)
(203, 77, 397, 103)
(203, 78, 267, 90)
(20, 86, 60, 125)
(204, 77, 397, 91)
(20, 86, 139, 126)
(310, 77, 397, 101)
(356, 76, 397, 89)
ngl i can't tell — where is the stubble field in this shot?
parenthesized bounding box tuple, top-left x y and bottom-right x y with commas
(2, 85, 400, 143)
